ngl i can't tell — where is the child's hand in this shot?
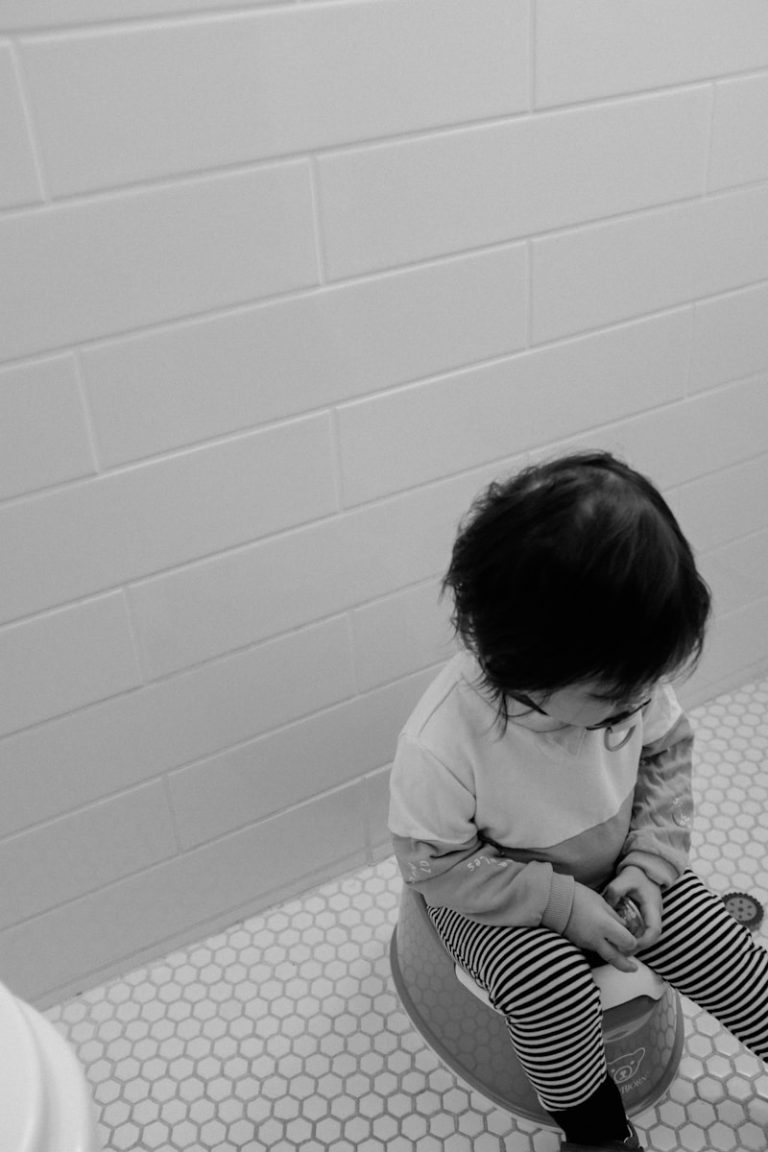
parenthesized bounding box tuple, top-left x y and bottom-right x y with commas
(564, 884, 639, 972)
(603, 866, 663, 951)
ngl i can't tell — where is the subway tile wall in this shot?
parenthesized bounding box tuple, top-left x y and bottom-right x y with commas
(0, 0, 767, 1007)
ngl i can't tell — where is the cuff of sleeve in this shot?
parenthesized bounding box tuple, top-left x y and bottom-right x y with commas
(541, 872, 575, 933)
(619, 851, 679, 890)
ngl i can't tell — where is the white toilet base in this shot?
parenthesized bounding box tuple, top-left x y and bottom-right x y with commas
(0, 981, 100, 1152)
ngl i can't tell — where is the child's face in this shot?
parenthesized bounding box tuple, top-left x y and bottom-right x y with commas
(532, 682, 652, 730)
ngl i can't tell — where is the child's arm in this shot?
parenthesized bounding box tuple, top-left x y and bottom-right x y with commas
(618, 709, 694, 889)
(391, 829, 638, 968)
(389, 736, 575, 930)
(391, 831, 574, 929)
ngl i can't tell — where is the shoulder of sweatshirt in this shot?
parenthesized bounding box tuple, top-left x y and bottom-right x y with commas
(640, 682, 685, 750)
(401, 651, 495, 744)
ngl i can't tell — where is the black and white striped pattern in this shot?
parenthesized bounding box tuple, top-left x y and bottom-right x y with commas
(640, 871, 768, 1059)
(427, 870, 768, 1111)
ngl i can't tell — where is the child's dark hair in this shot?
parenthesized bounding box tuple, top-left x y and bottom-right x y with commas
(443, 451, 711, 724)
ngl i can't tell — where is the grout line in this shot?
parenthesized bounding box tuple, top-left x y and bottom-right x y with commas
(5, 287, 758, 499)
(0, 627, 443, 827)
(71, 350, 103, 474)
(342, 609, 361, 696)
(161, 772, 183, 854)
(13, 0, 301, 37)
(1, 85, 765, 218)
(121, 584, 149, 685)
(0, 376, 765, 637)
(7, 39, 49, 203)
(528, 0, 537, 111)
(307, 156, 328, 286)
(682, 302, 697, 398)
(525, 240, 534, 347)
(703, 79, 719, 196)
(3, 186, 768, 383)
(328, 405, 345, 512)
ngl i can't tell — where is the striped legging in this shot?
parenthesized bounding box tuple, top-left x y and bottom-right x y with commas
(427, 870, 768, 1111)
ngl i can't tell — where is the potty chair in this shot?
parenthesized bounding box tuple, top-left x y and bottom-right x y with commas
(390, 885, 684, 1126)
(0, 980, 100, 1151)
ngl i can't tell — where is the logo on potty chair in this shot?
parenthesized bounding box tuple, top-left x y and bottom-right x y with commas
(609, 1048, 647, 1094)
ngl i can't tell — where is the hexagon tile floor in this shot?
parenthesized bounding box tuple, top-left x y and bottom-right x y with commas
(47, 677, 768, 1152)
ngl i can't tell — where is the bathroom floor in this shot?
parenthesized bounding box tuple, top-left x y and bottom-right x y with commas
(47, 678, 768, 1152)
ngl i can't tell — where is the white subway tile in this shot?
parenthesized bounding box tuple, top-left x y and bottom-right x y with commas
(700, 530, 768, 617)
(0, 783, 366, 1004)
(0, 45, 41, 209)
(362, 763, 393, 860)
(533, 205, 698, 343)
(534, 376, 768, 494)
(0, 356, 94, 499)
(129, 522, 356, 680)
(0, 164, 316, 363)
(351, 583, 454, 693)
(691, 282, 768, 393)
(532, 187, 768, 343)
(168, 669, 434, 849)
(669, 379, 768, 490)
(0, 594, 140, 737)
(83, 248, 527, 466)
(0, 783, 175, 928)
(21, 0, 526, 196)
(127, 460, 515, 678)
(536, 0, 768, 107)
(668, 454, 768, 553)
(710, 74, 768, 191)
(688, 597, 768, 703)
(0, 616, 355, 839)
(338, 310, 690, 505)
(317, 88, 709, 279)
(328, 464, 517, 610)
(1, 0, 288, 30)
(128, 522, 361, 680)
(692, 187, 768, 295)
(0, 414, 336, 624)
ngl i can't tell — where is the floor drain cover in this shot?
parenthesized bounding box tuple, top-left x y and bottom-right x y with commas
(722, 891, 764, 930)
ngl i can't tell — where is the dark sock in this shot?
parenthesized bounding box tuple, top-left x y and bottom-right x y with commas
(549, 1074, 630, 1144)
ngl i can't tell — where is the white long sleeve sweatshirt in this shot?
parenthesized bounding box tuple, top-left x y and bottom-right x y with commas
(389, 652, 694, 931)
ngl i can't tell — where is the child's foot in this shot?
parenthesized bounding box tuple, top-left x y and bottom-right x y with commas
(560, 1120, 644, 1151)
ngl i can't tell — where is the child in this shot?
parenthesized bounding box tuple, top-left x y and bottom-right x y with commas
(389, 451, 768, 1152)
